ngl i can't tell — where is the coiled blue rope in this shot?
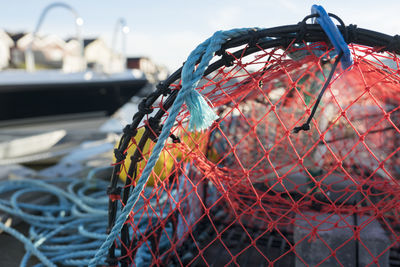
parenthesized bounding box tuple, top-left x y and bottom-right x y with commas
(90, 27, 257, 266)
(0, 166, 180, 266)
(0, 221, 56, 267)
(0, 173, 111, 266)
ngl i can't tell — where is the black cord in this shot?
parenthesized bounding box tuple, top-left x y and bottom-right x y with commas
(106, 21, 400, 264)
(354, 211, 359, 267)
(293, 51, 343, 133)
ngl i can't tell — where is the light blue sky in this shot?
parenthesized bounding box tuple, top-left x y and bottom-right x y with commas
(0, 0, 399, 71)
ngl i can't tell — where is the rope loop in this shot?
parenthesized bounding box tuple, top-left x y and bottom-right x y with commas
(138, 100, 153, 115)
(123, 125, 137, 137)
(387, 35, 400, 53)
(248, 29, 259, 47)
(107, 186, 121, 202)
(311, 4, 353, 69)
(146, 117, 162, 142)
(156, 82, 171, 96)
(113, 148, 126, 162)
(296, 21, 307, 42)
(346, 24, 358, 44)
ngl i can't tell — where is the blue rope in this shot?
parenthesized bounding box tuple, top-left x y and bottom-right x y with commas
(311, 4, 353, 69)
(0, 221, 56, 267)
(90, 27, 256, 266)
(0, 165, 179, 266)
(0, 174, 110, 266)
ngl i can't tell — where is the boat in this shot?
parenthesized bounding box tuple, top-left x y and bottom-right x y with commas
(0, 69, 148, 122)
(0, 2, 150, 124)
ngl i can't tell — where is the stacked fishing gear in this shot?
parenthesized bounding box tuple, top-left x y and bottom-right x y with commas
(93, 5, 400, 267)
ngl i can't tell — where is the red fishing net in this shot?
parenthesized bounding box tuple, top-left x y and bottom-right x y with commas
(110, 37, 400, 266)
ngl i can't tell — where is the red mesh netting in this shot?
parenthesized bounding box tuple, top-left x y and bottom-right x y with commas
(115, 42, 400, 266)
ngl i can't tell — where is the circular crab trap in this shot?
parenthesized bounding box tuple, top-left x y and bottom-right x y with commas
(98, 6, 400, 267)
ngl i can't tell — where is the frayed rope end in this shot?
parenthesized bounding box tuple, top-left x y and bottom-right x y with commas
(185, 89, 218, 132)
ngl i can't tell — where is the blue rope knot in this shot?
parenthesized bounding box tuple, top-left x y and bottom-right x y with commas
(184, 89, 218, 131)
(311, 4, 353, 70)
(181, 30, 224, 132)
(181, 29, 261, 131)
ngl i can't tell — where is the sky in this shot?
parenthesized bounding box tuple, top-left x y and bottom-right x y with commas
(0, 0, 399, 72)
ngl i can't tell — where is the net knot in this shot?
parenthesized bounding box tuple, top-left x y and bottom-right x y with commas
(216, 46, 235, 67)
(222, 51, 235, 67)
(113, 148, 126, 162)
(346, 24, 358, 43)
(138, 100, 153, 115)
(248, 29, 259, 47)
(107, 186, 121, 202)
(170, 133, 181, 143)
(296, 21, 307, 42)
(293, 123, 311, 133)
(123, 125, 137, 137)
(156, 82, 171, 96)
(146, 117, 162, 142)
(387, 35, 400, 53)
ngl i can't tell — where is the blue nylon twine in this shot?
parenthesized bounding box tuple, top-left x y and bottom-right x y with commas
(90, 27, 256, 266)
(311, 4, 353, 70)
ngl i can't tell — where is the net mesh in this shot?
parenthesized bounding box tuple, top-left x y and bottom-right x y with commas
(113, 41, 400, 266)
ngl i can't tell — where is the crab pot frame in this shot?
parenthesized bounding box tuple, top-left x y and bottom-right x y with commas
(107, 19, 400, 267)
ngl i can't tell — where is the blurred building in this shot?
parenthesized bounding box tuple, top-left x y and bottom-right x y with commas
(2, 30, 168, 79)
(84, 38, 114, 73)
(10, 32, 65, 69)
(127, 57, 168, 83)
(66, 37, 125, 73)
(9, 32, 26, 68)
(39, 35, 65, 68)
(127, 57, 157, 74)
(0, 29, 13, 70)
(63, 39, 85, 73)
